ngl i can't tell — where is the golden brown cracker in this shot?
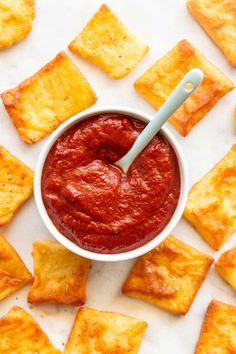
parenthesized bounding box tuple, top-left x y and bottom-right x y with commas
(0, 234, 33, 301)
(122, 235, 213, 315)
(134, 39, 234, 136)
(187, 0, 236, 67)
(195, 300, 236, 353)
(215, 246, 236, 291)
(0, 306, 60, 353)
(184, 144, 236, 250)
(69, 4, 148, 79)
(64, 307, 147, 354)
(1, 51, 97, 144)
(28, 240, 91, 306)
(0, 145, 33, 226)
(0, 0, 35, 49)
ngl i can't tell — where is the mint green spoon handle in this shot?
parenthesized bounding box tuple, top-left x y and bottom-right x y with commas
(116, 68, 204, 173)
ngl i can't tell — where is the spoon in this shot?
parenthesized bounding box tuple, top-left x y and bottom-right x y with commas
(115, 68, 204, 173)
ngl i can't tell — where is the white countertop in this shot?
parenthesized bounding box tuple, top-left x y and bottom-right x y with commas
(0, 0, 235, 353)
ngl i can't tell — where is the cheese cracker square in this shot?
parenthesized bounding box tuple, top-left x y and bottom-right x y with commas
(195, 300, 236, 353)
(64, 307, 147, 354)
(187, 0, 236, 67)
(0, 0, 35, 49)
(1, 51, 97, 144)
(215, 246, 236, 292)
(0, 145, 33, 226)
(122, 235, 213, 315)
(134, 39, 234, 136)
(0, 306, 60, 353)
(28, 240, 91, 306)
(68, 4, 148, 79)
(0, 234, 33, 301)
(184, 144, 236, 250)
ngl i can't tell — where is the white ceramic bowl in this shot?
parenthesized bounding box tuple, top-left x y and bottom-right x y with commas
(34, 106, 188, 262)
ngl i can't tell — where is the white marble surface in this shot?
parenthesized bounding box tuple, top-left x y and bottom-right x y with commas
(0, 0, 235, 353)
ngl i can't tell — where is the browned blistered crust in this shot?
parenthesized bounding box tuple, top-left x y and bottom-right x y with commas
(0, 306, 60, 353)
(122, 235, 213, 315)
(1, 51, 97, 144)
(134, 39, 234, 136)
(28, 240, 91, 306)
(0, 0, 35, 49)
(69, 4, 148, 79)
(195, 300, 236, 353)
(0, 145, 33, 226)
(215, 246, 236, 291)
(64, 307, 147, 354)
(184, 144, 236, 250)
(0, 234, 33, 301)
(187, 0, 236, 67)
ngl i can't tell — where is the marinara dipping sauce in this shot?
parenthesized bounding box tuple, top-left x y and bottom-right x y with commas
(42, 113, 181, 254)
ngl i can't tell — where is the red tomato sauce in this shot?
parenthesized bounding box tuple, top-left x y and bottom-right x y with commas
(42, 113, 181, 254)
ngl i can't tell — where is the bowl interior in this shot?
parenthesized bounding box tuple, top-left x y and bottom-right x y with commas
(34, 106, 188, 262)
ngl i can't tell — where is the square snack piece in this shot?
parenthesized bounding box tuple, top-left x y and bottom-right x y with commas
(215, 246, 236, 292)
(0, 0, 35, 49)
(134, 39, 234, 136)
(0, 234, 33, 301)
(28, 240, 91, 306)
(0, 145, 33, 226)
(68, 4, 148, 79)
(187, 0, 236, 67)
(195, 300, 236, 353)
(64, 307, 147, 354)
(184, 144, 236, 250)
(122, 235, 213, 315)
(1, 51, 97, 144)
(0, 306, 60, 353)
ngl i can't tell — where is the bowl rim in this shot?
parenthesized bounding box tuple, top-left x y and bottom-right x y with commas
(34, 106, 189, 262)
